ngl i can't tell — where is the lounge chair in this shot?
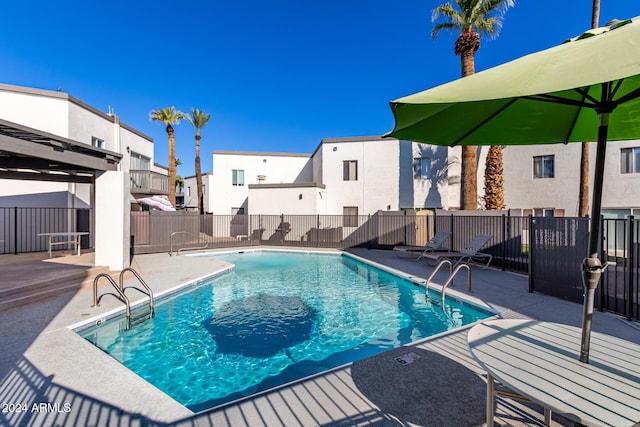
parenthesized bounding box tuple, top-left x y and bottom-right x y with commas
(424, 234, 493, 270)
(393, 231, 452, 262)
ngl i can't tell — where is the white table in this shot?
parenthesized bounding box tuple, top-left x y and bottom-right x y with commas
(38, 232, 89, 258)
(467, 319, 640, 427)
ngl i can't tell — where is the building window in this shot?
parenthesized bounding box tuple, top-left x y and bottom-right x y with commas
(533, 155, 554, 179)
(232, 169, 245, 186)
(343, 160, 358, 181)
(343, 206, 358, 227)
(91, 136, 104, 149)
(130, 151, 151, 170)
(202, 184, 206, 195)
(186, 186, 191, 197)
(413, 157, 431, 179)
(232, 207, 245, 215)
(534, 208, 555, 217)
(621, 147, 640, 174)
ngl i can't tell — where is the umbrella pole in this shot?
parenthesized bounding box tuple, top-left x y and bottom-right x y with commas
(579, 111, 609, 363)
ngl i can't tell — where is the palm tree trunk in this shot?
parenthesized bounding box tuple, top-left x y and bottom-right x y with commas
(195, 134, 203, 214)
(460, 50, 478, 210)
(461, 146, 477, 209)
(460, 50, 476, 78)
(484, 146, 504, 210)
(167, 125, 176, 207)
(578, 142, 589, 216)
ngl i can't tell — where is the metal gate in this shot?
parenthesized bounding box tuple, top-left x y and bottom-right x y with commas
(529, 216, 590, 303)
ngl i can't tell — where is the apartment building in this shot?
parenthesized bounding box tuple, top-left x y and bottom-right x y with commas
(0, 83, 168, 209)
(204, 136, 458, 215)
(502, 142, 640, 218)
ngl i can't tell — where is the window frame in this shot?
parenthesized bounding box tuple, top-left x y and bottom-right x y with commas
(91, 136, 104, 149)
(130, 151, 151, 170)
(343, 160, 358, 181)
(533, 155, 554, 179)
(413, 157, 431, 179)
(232, 169, 245, 186)
(621, 147, 640, 174)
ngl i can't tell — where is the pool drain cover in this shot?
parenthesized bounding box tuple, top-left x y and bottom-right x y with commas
(203, 294, 317, 358)
(394, 352, 421, 365)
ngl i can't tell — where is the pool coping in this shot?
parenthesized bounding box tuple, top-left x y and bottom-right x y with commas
(71, 248, 498, 415)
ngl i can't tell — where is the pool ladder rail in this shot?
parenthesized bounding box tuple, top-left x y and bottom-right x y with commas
(169, 231, 208, 256)
(424, 260, 471, 309)
(92, 267, 155, 330)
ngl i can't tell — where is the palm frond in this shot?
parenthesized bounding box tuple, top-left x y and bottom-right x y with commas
(150, 106, 187, 126)
(432, 0, 513, 39)
(186, 108, 212, 131)
(432, 22, 457, 39)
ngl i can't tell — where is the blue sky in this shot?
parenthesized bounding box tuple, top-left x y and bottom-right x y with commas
(1, 1, 639, 177)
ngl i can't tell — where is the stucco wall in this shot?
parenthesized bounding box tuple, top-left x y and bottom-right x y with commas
(248, 185, 325, 215)
(0, 84, 69, 136)
(210, 151, 312, 214)
(320, 138, 401, 215)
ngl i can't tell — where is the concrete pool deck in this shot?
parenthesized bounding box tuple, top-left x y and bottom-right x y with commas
(1, 247, 640, 426)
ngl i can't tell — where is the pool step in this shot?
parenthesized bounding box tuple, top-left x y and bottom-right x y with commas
(0, 266, 111, 312)
(128, 309, 153, 329)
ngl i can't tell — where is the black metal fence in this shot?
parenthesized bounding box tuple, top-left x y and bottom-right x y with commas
(131, 211, 424, 255)
(3, 207, 639, 321)
(0, 207, 91, 254)
(600, 216, 640, 320)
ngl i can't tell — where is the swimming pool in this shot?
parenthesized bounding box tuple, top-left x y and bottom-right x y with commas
(78, 251, 493, 412)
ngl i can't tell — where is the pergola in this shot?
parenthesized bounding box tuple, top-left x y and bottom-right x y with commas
(0, 118, 121, 181)
(0, 118, 129, 270)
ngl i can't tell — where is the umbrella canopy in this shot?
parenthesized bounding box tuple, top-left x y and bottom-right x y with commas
(389, 18, 640, 146)
(137, 195, 175, 211)
(387, 16, 640, 363)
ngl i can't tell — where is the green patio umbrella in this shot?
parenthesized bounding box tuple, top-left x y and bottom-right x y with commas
(386, 16, 640, 363)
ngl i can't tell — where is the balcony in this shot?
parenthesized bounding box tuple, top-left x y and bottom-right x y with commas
(130, 170, 170, 195)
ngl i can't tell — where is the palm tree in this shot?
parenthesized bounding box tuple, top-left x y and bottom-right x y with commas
(432, 0, 514, 210)
(150, 107, 187, 208)
(186, 108, 211, 214)
(579, 0, 601, 217)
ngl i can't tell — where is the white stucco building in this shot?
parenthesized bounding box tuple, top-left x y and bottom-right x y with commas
(0, 83, 167, 209)
(203, 135, 639, 219)
(502, 141, 640, 218)
(204, 136, 460, 216)
(0, 83, 168, 269)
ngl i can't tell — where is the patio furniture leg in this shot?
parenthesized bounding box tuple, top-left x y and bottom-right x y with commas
(487, 373, 496, 426)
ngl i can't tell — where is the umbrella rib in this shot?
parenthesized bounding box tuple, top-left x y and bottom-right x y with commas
(523, 94, 594, 109)
(613, 86, 640, 105)
(451, 98, 519, 146)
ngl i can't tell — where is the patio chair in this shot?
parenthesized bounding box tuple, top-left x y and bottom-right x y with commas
(425, 234, 493, 270)
(393, 230, 452, 262)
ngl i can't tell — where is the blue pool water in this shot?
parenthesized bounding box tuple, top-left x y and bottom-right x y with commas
(79, 251, 493, 411)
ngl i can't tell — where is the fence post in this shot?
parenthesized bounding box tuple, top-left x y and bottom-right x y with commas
(501, 214, 507, 271)
(528, 215, 533, 293)
(280, 213, 285, 246)
(599, 215, 606, 312)
(368, 214, 372, 249)
(13, 207, 17, 255)
(627, 215, 635, 320)
(450, 214, 455, 250)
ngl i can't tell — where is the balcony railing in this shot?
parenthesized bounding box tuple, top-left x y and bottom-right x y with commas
(130, 170, 169, 195)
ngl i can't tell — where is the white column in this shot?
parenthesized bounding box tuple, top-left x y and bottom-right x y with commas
(95, 171, 130, 270)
